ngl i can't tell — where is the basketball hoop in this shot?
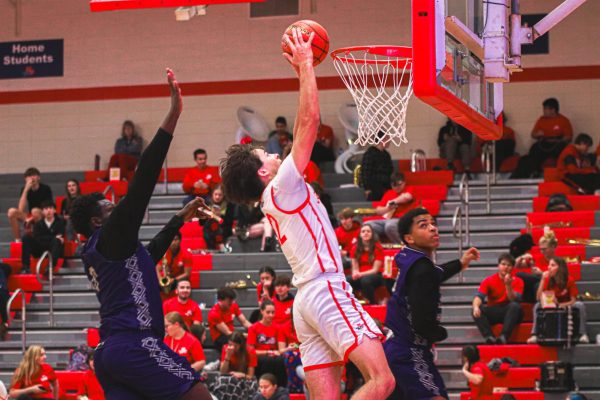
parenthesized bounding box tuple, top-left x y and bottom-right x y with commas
(331, 46, 413, 147)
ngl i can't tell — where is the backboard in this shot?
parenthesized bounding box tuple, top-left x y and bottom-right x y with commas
(412, 0, 503, 140)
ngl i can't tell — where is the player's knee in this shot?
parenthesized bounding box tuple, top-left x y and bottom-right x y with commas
(7, 208, 17, 219)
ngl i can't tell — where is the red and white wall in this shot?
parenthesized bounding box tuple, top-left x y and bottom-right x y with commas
(0, 0, 598, 173)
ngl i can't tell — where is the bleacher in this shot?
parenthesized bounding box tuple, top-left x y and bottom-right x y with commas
(1, 163, 600, 399)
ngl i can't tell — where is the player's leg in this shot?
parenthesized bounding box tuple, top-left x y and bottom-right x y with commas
(347, 336, 395, 399)
(180, 382, 212, 400)
(304, 364, 343, 400)
(7, 208, 25, 241)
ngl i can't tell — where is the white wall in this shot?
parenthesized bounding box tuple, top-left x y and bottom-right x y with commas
(0, 0, 598, 173)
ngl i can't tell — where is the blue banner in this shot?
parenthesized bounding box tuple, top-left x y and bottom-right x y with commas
(0, 39, 63, 79)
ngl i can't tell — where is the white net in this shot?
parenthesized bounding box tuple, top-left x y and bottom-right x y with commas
(332, 46, 413, 147)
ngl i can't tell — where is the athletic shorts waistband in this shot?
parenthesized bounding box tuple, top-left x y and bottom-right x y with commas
(296, 272, 346, 289)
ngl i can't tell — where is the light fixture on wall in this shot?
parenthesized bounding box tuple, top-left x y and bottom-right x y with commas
(174, 5, 207, 21)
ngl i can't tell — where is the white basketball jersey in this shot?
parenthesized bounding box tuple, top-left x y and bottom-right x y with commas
(261, 157, 343, 287)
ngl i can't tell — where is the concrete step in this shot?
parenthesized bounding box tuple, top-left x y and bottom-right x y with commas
(439, 200, 532, 216)
(0, 350, 70, 368)
(322, 173, 354, 187)
(582, 263, 600, 281)
(447, 185, 538, 201)
(29, 292, 99, 309)
(10, 311, 100, 329)
(435, 215, 526, 231)
(0, 329, 86, 349)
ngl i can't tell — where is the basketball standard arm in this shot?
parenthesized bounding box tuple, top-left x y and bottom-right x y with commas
(284, 29, 320, 174)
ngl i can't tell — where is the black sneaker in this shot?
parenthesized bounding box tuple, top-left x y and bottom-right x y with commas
(485, 336, 496, 344)
(496, 335, 508, 345)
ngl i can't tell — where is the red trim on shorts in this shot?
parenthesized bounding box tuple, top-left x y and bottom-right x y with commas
(270, 185, 310, 215)
(308, 202, 339, 273)
(327, 280, 358, 350)
(343, 341, 359, 362)
(303, 361, 345, 372)
(342, 282, 385, 339)
(299, 211, 326, 272)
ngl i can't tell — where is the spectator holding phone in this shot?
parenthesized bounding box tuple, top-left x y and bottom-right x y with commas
(9, 345, 58, 399)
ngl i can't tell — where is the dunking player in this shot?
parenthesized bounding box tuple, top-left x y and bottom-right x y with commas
(220, 29, 395, 400)
(384, 208, 479, 399)
(69, 69, 211, 400)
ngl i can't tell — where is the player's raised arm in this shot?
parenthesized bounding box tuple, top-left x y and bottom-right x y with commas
(283, 28, 320, 174)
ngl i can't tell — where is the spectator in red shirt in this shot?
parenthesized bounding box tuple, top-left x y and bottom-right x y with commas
(461, 345, 494, 400)
(208, 287, 251, 353)
(528, 257, 589, 344)
(515, 230, 558, 303)
(511, 98, 573, 178)
(211, 331, 259, 399)
(366, 172, 415, 244)
(156, 233, 192, 297)
(558, 133, 600, 194)
(9, 345, 58, 399)
(164, 311, 206, 371)
(248, 300, 286, 388)
(251, 266, 277, 324)
(162, 279, 203, 339)
(77, 351, 105, 400)
(277, 309, 303, 394)
(272, 275, 294, 326)
(310, 119, 336, 165)
(472, 253, 524, 344)
(347, 224, 389, 304)
(182, 149, 221, 204)
(335, 208, 361, 260)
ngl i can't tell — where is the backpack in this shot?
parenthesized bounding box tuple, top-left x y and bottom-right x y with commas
(546, 193, 573, 212)
(509, 233, 534, 258)
(67, 344, 91, 371)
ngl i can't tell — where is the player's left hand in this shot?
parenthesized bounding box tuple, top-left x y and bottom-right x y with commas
(283, 28, 315, 74)
(177, 197, 209, 222)
(460, 247, 480, 270)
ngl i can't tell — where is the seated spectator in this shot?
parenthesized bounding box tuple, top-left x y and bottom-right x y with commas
(335, 208, 361, 271)
(283, 143, 324, 187)
(156, 233, 191, 298)
(272, 275, 294, 327)
(438, 118, 473, 174)
(248, 300, 287, 387)
(162, 279, 203, 340)
(251, 267, 277, 323)
(108, 120, 142, 182)
(528, 257, 589, 344)
(208, 287, 252, 353)
(164, 311, 206, 371)
(21, 201, 65, 274)
(310, 119, 336, 166)
(360, 136, 393, 201)
(253, 373, 290, 400)
(211, 331, 258, 400)
(366, 171, 414, 243)
(511, 98, 573, 178)
(515, 230, 557, 303)
(203, 185, 235, 250)
(234, 203, 275, 252)
(60, 179, 81, 240)
(277, 310, 303, 394)
(266, 117, 293, 157)
(9, 345, 58, 399)
(461, 345, 493, 400)
(347, 224, 391, 304)
(182, 148, 221, 204)
(77, 350, 105, 400)
(7, 167, 53, 242)
(472, 253, 524, 344)
(0, 263, 11, 340)
(558, 133, 600, 194)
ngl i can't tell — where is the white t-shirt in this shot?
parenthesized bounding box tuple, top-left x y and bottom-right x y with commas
(261, 157, 343, 286)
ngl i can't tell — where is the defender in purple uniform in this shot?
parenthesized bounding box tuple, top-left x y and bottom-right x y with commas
(70, 69, 211, 400)
(384, 208, 479, 399)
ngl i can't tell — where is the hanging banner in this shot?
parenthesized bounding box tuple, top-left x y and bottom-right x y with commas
(0, 39, 63, 79)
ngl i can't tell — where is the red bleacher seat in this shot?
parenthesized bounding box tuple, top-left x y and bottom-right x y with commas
(461, 391, 544, 400)
(180, 222, 204, 238)
(87, 327, 100, 348)
(56, 370, 85, 400)
(10, 242, 22, 258)
(530, 244, 586, 260)
(526, 210, 595, 228)
(404, 171, 454, 186)
(80, 181, 128, 201)
(191, 253, 213, 271)
(538, 181, 578, 196)
(190, 270, 201, 289)
(409, 185, 448, 201)
(363, 305, 387, 322)
(521, 227, 591, 245)
(2, 258, 22, 274)
(157, 167, 189, 182)
(499, 155, 520, 173)
(8, 292, 33, 312)
(181, 237, 207, 252)
(84, 170, 108, 182)
(478, 344, 557, 365)
(543, 168, 561, 182)
(532, 195, 600, 212)
(491, 323, 533, 343)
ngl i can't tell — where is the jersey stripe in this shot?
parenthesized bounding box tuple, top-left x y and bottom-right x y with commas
(342, 281, 382, 338)
(270, 185, 310, 215)
(327, 280, 358, 348)
(308, 201, 339, 273)
(298, 210, 326, 273)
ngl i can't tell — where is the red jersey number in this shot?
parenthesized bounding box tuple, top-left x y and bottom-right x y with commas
(266, 213, 287, 246)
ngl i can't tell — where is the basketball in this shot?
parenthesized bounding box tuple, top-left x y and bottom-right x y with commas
(281, 20, 330, 66)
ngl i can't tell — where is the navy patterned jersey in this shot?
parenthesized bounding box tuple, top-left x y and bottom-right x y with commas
(385, 246, 443, 347)
(83, 229, 165, 340)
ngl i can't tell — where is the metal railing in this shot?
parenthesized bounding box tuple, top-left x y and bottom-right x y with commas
(35, 251, 55, 327)
(410, 149, 427, 172)
(7, 289, 26, 354)
(481, 142, 496, 214)
(102, 184, 115, 203)
(452, 174, 471, 279)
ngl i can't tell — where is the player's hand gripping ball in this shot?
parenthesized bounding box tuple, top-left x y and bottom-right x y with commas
(281, 20, 330, 66)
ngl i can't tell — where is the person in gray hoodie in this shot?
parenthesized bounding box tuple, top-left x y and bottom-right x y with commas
(253, 373, 290, 400)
